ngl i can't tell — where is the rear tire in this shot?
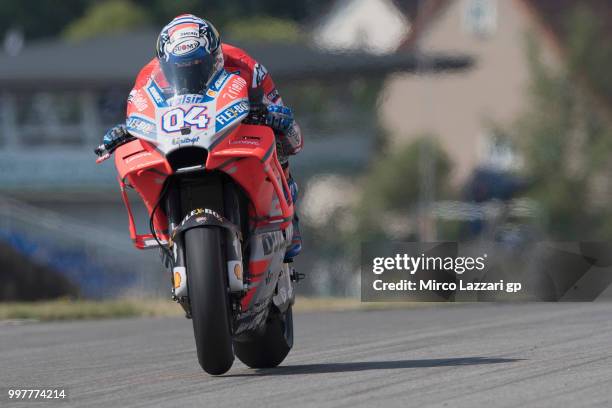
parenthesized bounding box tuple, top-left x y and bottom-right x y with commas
(234, 305, 293, 369)
(186, 227, 234, 375)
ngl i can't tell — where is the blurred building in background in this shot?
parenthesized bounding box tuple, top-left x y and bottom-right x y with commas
(313, 0, 410, 55)
(289, 0, 612, 294)
(380, 0, 564, 183)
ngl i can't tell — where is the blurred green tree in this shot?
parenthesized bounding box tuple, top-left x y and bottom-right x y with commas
(62, 0, 151, 41)
(0, 0, 92, 40)
(0, 0, 330, 41)
(517, 5, 612, 240)
(354, 136, 452, 240)
(143, 0, 328, 27)
(224, 16, 301, 43)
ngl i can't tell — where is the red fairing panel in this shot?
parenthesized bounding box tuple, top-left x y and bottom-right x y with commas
(113, 123, 293, 248)
(114, 139, 171, 247)
(207, 123, 294, 230)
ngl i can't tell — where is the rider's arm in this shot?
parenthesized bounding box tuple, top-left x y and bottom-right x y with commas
(253, 63, 303, 156)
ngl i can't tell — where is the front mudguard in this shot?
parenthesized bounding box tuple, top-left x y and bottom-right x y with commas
(171, 208, 245, 296)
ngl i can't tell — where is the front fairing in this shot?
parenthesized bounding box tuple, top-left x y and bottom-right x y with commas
(125, 70, 250, 155)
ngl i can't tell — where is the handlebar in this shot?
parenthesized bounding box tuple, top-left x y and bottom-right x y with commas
(244, 86, 269, 126)
(94, 134, 135, 163)
(244, 103, 268, 126)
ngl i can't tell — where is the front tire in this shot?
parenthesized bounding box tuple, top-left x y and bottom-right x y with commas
(186, 227, 234, 375)
(234, 305, 293, 369)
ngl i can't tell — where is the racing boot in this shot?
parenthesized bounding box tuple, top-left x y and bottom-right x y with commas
(285, 176, 302, 262)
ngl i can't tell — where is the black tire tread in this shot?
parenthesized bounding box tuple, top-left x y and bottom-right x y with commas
(186, 227, 234, 375)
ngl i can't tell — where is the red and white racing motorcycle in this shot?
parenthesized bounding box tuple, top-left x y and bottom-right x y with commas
(96, 69, 299, 375)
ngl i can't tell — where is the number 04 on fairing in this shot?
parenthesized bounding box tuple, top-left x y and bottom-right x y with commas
(100, 69, 299, 375)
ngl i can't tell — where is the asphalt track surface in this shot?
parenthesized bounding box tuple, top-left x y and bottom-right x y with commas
(1, 303, 612, 408)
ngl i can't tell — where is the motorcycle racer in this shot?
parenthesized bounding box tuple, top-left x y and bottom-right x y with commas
(97, 14, 302, 259)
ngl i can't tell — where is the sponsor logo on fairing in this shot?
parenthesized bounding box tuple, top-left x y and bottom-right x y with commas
(147, 81, 167, 107)
(212, 70, 230, 90)
(172, 136, 200, 145)
(215, 100, 249, 132)
(128, 89, 149, 111)
(262, 232, 285, 255)
(230, 137, 261, 146)
(226, 77, 247, 100)
(169, 94, 205, 105)
(126, 116, 156, 138)
(125, 151, 152, 164)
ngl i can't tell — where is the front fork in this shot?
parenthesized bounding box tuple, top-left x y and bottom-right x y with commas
(163, 179, 189, 315)
(163, 175, 246, 317)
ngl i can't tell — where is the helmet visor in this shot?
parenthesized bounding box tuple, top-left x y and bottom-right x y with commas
(161, 52, 218, 96)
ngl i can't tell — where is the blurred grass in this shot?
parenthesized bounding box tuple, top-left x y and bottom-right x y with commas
(0, 299, 177, 321)
(0, 297, 425, 321)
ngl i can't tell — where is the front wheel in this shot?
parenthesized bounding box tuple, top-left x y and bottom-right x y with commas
(186, 227, 234, 375)
(234, 305, 293, 368)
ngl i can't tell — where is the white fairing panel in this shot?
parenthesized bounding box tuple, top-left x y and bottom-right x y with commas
(155, 97, 219, 154)
(125, 70, 250, 155)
